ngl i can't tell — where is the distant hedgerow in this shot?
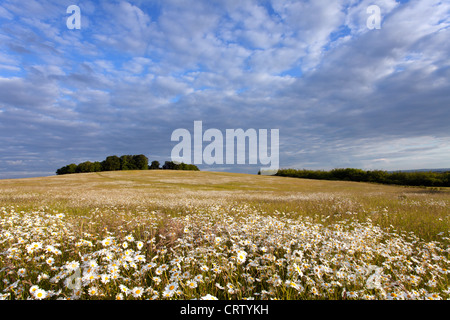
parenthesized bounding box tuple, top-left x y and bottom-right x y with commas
(275, 168, 450, 187)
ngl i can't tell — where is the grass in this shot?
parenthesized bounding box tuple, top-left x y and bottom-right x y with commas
(0, 170, 448, 300)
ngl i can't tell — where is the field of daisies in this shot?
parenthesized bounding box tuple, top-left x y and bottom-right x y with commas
(1, 201, 448, 300)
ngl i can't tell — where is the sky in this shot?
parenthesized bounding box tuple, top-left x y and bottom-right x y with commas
(0, 0, 449, 179)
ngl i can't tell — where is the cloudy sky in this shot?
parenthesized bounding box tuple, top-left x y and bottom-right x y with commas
(0, 0, 449, 178)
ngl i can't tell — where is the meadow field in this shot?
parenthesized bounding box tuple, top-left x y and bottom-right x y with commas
(0, 170, 448, 300)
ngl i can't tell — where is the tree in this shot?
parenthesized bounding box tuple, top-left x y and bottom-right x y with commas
(56, 163, 77, 175)
(149, 160, 160, 170)
(120, 155, 135, 170)
(162, 161, 176, 170)
(92, 161, 102, 172)
(101, 155, 121, 171)
(132, 154, 148, 170)
(76, 161, 94, 173)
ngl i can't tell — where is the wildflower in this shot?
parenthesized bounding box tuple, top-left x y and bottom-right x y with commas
(0, 293, 10, 300)
(44, 245, 56, 254)
(65, 261, 80, 272)
(136, 241, 144, 250)
(236, 250, 247, 264)
(426, 293, 442, 300)
(186, 280, 197, 289)
(27, 242, 43, 253)
(200, 265, 209, 272)
(135, 255, 146, 263)
(33, 288, 47, 300)
(101, 237, 114, 247)
(119, 284, 129, 295)
(37, 273, 49, 282)
(170, 270, 182, 281)
(100, 274, 110, 284)
(152, 276, 161, 285)
(46, 257, 55, 266)
(286, 280, 301, 291)
(386, 292, 401, 300)
(116, 293, 124, 300)
(226, 283, 235, 294)
(88, 260, 98, 269)
(165, 282, 179, 293)
(163, 282, 178, 298)
(366, 273, 382, 290)
(215, 283, 224, 290)
(29, 285, 39, 295)
(17, 268, 26, 277)
(426, 279, 437, 287)
(293, 263, 303, 277)
(132, 287, 144, 298)
(201, 294, 218, 300)
(194, 274, 203, 283)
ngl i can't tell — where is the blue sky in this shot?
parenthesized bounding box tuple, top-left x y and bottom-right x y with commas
(1, 0, 450, 178)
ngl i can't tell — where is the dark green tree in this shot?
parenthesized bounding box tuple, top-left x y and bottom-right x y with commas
(132, 154, 148, 170)
(149, 160, 160, 170)
(76, 161, 94, 173)
(162, 161, 176, 170)
(120, 155, 136, 170)
(101, 155, 121, 171)
(56, 163, 77, 175)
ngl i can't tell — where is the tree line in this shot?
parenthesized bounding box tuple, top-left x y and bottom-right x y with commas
(274, 168, 450, 187)
(56, 155, 199, 175)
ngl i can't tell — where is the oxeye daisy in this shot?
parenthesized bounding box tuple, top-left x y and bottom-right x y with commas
(101, 237, 113, 247)
(165, 282, 179, 293)
(119, 284, 129, 295)
(152, 276, 161, 285)
(226, 283, 235, 294)
(100, 274, 110, 284)
(135, 255, 146, 263)
(201, 294, 218, 300)
(132, 287, 144, 298)
(236, 250, 247, 264)
(186, 280, 197, 289)
(200, 265, 209, 272)
(88, 286, 99, 296)
(194, 274, 203, 282)
(65, 261, 80, 272)
(17, 268, 26, 277)
(29, 285, 39, 295)
(33, 288, 47, 300)
(162, 282, 179, 298)
(116, 293, 124, 300)
(46, 257, 55, 266)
